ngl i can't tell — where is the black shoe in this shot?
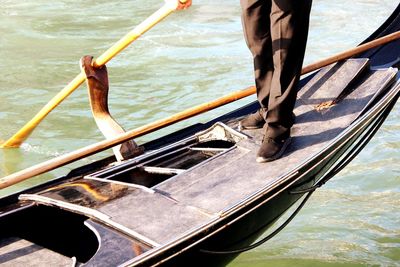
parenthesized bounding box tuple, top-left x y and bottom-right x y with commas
(239, 109, 266, 130)
(256, 136, 291, 163)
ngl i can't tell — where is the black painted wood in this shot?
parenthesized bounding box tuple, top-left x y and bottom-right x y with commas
(83, 220, 152, 267)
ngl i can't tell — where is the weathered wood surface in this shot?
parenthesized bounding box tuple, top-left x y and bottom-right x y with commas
(98, 190, 213, 244)
(298, 58, 369, 110)
(0, 237, 73, 266)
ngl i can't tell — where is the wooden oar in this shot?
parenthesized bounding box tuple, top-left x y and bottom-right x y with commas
(0, 0, 188, 148)
(0, 31, 399, 189)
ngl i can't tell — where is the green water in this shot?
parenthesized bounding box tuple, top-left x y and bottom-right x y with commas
(0, 0, 399, 265)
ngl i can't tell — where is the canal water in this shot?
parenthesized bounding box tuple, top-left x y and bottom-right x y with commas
(0, 0, 398, 265)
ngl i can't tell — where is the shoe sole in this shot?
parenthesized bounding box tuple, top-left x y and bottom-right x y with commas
(256, 137, 292, 163)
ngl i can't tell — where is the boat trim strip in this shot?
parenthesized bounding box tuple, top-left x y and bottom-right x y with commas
(142, 166, 185, 175)
(83, 176, 156, 194)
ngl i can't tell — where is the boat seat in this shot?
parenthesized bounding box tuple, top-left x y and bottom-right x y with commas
(0, 237, 75, 267)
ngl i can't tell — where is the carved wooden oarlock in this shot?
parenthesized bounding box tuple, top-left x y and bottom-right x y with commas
(80, 55, 143, 161)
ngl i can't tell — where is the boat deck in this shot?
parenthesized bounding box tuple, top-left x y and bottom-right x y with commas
(4, 59, 398, 265)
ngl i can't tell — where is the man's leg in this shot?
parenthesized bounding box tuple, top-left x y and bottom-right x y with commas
(257, 0, 312, 162)
(266, 0, 312, 139)
(240, 0, 273, 129)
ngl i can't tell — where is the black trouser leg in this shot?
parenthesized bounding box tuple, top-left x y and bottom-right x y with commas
(267, 0, 312, 139)
(240, 0, 273, 114)
(241, 0, 312, 139)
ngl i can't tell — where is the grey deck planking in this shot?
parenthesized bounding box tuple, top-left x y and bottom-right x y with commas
(98, 190, 213, 244)
(0, 237, 73, 266)
(297, 58, 369, 101)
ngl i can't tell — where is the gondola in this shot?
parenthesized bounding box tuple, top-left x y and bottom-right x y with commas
(0, 4, 399, 267)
